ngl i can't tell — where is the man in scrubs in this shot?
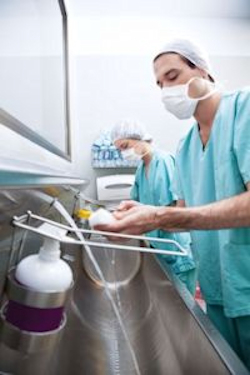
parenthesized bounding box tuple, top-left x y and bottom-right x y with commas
(111, 119, 196, 294)
(96, 38, 250, 369)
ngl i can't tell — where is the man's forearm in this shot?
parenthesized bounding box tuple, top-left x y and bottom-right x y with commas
(155, 191, 250, 230)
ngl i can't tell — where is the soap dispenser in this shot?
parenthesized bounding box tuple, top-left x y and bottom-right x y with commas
(5, 236, 73, 333)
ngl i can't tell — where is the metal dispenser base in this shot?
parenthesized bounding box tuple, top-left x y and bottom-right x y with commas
(0, 269, 72, 354)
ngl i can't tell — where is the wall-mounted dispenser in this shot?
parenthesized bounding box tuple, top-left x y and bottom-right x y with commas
(96, 174, 135, 201)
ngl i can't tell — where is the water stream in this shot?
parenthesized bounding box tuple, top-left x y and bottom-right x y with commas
(53, 200, 141, 375)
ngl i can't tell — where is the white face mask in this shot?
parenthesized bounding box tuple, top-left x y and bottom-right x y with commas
(121, 148, 142, 161)
(161, 77, 217, 120)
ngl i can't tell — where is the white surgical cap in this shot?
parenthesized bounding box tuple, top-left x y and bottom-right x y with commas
(111, 119, 152, 143)
(153, 38, 214, 81)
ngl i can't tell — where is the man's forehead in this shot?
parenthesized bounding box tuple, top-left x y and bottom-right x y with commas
(154, 53, 184, 72)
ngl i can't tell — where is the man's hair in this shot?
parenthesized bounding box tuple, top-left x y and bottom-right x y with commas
(173, 53, 214, 82)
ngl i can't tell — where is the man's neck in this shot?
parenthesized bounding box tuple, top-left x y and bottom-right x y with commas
(195, 92, 221, 147)
(195, 92, 221, 129)
(143, 150, 153, 167)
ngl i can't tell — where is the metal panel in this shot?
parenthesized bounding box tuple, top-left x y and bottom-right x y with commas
(0, 187, 248, 375)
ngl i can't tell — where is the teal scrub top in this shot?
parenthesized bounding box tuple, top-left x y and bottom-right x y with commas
(173, 89, 250, 317)
(131, 150, 195, 274)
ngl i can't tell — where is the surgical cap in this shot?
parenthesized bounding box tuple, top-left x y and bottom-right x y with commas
(153, 38, 214, 81)
(111, 119, 152, 142)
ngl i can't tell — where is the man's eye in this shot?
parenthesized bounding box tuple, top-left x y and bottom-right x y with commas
(166, 70, 179, 81)
(168, 73, 177, 81)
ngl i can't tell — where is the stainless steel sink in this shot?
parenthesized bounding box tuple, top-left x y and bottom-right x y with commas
(0, 188, 249, 375)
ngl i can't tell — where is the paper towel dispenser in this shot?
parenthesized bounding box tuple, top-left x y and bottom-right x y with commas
(96, 175, 135, 201)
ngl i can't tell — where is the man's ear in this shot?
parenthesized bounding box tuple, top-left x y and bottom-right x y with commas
(198, 68, 208, 80)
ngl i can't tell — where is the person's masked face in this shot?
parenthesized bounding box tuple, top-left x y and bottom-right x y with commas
(154, 53, 217, 119)
(115, 139, 148, 161)
(161, 77, 217, 119)
(121, 148, 141, 161)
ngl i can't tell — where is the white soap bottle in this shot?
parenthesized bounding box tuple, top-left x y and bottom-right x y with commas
(15, 237, 73, 292)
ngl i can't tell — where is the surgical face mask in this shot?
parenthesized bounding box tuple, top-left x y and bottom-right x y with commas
(161, 77, 217, 120)
(121, 147, 142, 161)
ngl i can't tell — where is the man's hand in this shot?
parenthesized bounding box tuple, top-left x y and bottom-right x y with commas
(95, 204, 158, 240)
(114, 200, 141, 219)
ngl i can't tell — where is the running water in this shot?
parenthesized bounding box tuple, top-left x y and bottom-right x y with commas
(111, 250, 122, 311)
(53, 200, 141, 375)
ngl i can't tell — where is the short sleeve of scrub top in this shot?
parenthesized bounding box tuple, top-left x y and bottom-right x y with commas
(155, 153, 176, 206)
(172, 158, 185, 200)
(130, 151, 175, 206)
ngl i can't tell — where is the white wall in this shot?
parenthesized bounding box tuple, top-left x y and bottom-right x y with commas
(66, 13, 250, 197)
(0, 0, 81, 178)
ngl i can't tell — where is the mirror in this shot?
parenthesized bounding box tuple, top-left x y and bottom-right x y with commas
(0, 0, 70, 160)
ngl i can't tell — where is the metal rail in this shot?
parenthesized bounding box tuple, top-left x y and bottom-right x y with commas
(12, 211, 188, 256)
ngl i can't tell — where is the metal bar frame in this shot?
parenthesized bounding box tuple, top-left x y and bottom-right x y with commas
(12, 211, 188, 257)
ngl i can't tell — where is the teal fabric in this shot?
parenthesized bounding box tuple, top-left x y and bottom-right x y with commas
(174, 89, 250, 317)
(177, 267, 197, 295)
(130, 150, 196, 286)
(207, 304, 250, 370)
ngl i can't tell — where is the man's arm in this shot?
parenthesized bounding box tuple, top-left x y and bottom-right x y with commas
(156, 184, 250, 231)
(96, 185, 250, 236)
